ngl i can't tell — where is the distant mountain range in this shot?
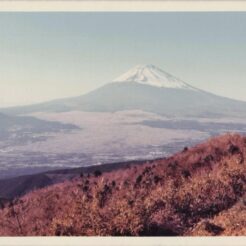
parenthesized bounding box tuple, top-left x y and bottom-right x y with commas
(0, 112, 79, 143)
(1, 64, 246, 118)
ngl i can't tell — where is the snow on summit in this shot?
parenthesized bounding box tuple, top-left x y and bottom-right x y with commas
(113, 64, 196, 90)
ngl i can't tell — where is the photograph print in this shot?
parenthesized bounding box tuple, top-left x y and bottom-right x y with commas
(0, 11, 246, 236)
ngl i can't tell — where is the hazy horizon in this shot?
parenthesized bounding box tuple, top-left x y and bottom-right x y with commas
(1, 12, 246, 107)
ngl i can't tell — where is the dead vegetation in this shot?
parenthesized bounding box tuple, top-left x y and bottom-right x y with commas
(0, 133, 246, 236)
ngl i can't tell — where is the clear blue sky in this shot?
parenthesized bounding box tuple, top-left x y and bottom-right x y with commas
(0, 12, 246, 107)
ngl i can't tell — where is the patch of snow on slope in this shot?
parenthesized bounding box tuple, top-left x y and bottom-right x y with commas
(113, 64, 197, 90)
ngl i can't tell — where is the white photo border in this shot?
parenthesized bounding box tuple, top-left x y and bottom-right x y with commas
(0, 0, 245, 11)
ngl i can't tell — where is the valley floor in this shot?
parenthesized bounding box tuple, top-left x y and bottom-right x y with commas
(1, 110, 246, 179)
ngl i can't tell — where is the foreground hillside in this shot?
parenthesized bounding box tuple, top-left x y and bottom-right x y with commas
(0, 133, 246, 236)
(0, 159, 148, 199)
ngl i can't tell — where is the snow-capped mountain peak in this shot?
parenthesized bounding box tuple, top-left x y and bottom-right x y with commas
(113, 64, 196, 90)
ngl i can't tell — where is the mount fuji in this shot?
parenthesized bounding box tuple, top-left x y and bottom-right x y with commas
(113, 64, 196, 90)
(2, 64, 246, 118)
(1, 64, 246, 179)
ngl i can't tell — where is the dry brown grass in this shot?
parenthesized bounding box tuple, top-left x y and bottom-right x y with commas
(0, 133, 246, 236)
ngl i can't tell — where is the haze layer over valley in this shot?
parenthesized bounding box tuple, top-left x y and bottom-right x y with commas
(1, 65, 246, 179)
